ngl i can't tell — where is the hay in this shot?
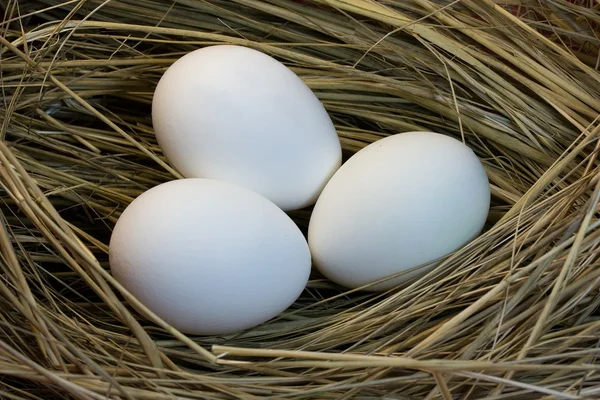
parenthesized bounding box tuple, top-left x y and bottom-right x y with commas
(1, 0, 600, 398)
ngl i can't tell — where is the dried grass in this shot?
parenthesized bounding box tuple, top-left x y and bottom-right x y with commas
(1, 0, 600, 398)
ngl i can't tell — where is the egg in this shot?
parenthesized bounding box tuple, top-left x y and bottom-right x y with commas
(109, 178, 311, 335)
(152, 45, 342, 211)
(308, 132, 490, 291)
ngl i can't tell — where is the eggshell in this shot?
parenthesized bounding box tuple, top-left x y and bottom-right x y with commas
(308, 132, 490, 291)
(152, 45, 342, 211)
(109, 178, 311, 335)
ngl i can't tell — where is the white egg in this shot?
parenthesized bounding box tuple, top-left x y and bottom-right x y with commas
(152, 45, 342, 211)
(109, 178, 311, 335)
(308, 132, 490, 291)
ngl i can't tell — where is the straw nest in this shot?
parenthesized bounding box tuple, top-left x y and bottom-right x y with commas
(1, 0, 600, 398)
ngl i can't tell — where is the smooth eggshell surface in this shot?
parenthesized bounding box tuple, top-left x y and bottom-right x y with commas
(109, 179, 311, 335)
(152, 45, 342, 211)
(308, 132, 490, 291)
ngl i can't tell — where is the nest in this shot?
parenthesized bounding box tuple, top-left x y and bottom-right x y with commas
(1, 0, 600, 398)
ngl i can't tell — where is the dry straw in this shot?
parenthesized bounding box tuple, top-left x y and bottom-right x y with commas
(1, 0, 600, 398)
